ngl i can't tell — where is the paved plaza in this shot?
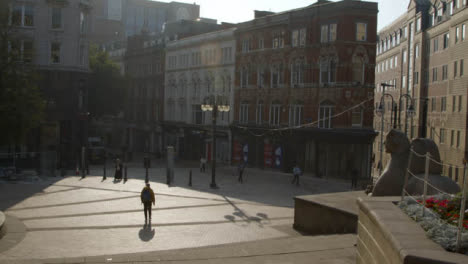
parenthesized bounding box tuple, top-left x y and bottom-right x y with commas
(0, 163, 356, 263)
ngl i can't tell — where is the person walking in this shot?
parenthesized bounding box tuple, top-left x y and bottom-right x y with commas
(292, 164, 301, 186)
(141, 183, 155, 222)
(351, 168, 359, 189)
(114, 158, 123, 180)
(200, 156, 206, 173)
(238, 162, 245, 183)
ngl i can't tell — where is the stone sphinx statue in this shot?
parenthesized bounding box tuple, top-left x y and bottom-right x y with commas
(372, 129, 460, 196)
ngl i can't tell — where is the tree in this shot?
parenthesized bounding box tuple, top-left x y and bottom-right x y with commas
(0, 0, 45, 146)
(88, 44, 126, 118)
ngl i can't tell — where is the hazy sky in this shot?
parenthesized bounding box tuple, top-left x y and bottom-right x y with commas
(161, 0, 411, 32)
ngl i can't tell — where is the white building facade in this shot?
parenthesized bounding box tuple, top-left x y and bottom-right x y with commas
(164, 28, 236, 162)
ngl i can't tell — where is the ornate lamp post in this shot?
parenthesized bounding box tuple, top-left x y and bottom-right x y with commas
(201, 95, 230, 189)
(375, 83, 395, 176)
(397, 94, 416, 136)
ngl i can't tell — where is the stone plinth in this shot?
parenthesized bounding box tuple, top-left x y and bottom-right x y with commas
(357, 197, 468, 264)
(0, 211, 5, 239)
(293, 191, 365, 235)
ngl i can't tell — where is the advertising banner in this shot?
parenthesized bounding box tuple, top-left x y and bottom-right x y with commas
(274, 146, 282, 169)
(232, 141, 242, 163)
(264, 143, 273, 168)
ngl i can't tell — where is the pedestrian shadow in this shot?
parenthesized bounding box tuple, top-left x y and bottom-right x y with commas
(113, 178, 122, 184)
(138, 223, 155, 242)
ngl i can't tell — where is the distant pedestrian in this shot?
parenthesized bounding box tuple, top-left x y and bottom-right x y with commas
(351, 168, 359, 189)
(114, 158, 123, 180)
(200, 156, 206, 173)
(238, 162, 245, 183)
(292, 164, 301, 186)
(141, 183, 155, 222)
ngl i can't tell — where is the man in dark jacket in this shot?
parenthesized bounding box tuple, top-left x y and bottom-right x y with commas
(141, 183, 155, 222)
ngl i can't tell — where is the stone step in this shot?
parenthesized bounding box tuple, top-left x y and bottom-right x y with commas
(38, 234, 356, 264)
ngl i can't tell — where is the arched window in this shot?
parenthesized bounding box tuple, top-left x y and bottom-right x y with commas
(289, 100, 304, 127)
(269, 100, 281, 126)
(318, 100, 335, 128)
(192, 72, 200, 97)
(239, 101, 249, 124)
(320, 58, 337, 85)
(291, 58, 304, 87)
(352, 56, 364, 84)
(256, 100, 264, 125)
(206, 71, 214, 93)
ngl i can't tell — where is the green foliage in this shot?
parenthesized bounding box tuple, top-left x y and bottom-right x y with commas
(88, 44, 126, 118)
(0, 1, 44, 145)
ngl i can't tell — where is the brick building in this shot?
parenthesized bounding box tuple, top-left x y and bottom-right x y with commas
(233, 0, 378, 179)
(374, 0, 468, 185)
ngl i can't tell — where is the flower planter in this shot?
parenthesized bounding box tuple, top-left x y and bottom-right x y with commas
(356, 197, 468, 264)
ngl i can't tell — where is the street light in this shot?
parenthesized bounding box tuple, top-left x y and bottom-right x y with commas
(376, 83, 396, 176)
(201, 95, 230, 189)
(397, 94, 416, 135)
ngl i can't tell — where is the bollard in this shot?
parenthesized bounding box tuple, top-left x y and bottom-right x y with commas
(103, 160, 107, 180)
(189, 170, 192, 186)
(145, 167, 149, 183)
(124, 164, 128, 181)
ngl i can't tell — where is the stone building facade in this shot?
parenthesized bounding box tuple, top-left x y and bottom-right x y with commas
(374, 0, 468, 185)
(233, 0, 378, 180)
(164, 28, 236, 162)
(8, 0, 91, 167)
(123, 20, 226, 156)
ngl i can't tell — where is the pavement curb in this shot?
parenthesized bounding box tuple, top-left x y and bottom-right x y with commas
(0, 214, 27, 254)
(0, 211, 5, 239)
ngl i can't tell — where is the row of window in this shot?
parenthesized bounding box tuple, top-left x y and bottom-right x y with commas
(241, 22, 367, 53)
(431, 60, 464, 82)
(165, 104, 230, 124)
(240, 58, 350, 87)
(237, 103, 363, 128)
(429, 127, 462, 148)
(376, 54, 399, 73)
(167, 47, 233, 69)
(431, 25, 466, 53)
(167, 74, 233, 97)
(430, 95, 464, 112)
(9, 40, 87, 65)
(377, 25, 407, 55)
(11, 3, 88, 33)
(127, 61, 163, 77)
(429, 0, 467, 27)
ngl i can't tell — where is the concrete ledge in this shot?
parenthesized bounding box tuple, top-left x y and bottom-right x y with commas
(0, 214, 27, 254)
(0, 211, 5, 239)
(293, 191, 365, 235)
(357, 197, 468, 264)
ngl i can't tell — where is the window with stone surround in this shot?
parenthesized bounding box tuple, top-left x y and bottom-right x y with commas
(239, 102, 249, 124)
(52, 7, 62, 29)
(289, 103, 303, 127)
(269, 103, 281, 126)
(256, 101, 263, 125)
(318, 102, 334, 129)
(356, 22, 367, 41)
(11, 3, 34, 27)
(50, 42, 61, 64)
(321, 24, 336, 43)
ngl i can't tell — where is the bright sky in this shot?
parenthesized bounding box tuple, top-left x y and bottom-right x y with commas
(162, 0, 411, 32)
